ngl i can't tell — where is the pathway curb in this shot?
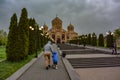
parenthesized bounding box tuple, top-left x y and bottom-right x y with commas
(62, 57, 80, 80)
(6, 52, 43, 80)
(57, 48, 80, 80)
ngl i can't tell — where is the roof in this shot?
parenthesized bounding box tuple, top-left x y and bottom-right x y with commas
(52, 16, 62, 23)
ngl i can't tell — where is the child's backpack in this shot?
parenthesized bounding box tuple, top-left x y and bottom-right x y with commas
(52, 52, 58, 63)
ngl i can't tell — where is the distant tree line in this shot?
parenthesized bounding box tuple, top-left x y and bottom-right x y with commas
(0, 30, 7, 46)
(69, 28, 120, 48)
(69, 32, 114, 48)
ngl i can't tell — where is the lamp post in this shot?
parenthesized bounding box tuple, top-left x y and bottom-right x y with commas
(29, 25, 43, 58)
(111, 32, 117, 54)
(82, 35, 87, 48)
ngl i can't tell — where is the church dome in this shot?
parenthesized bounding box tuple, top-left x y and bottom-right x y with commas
(67, 23, 74, 31)
(43, 23, 48, 31)
(52, 16, 62, 24)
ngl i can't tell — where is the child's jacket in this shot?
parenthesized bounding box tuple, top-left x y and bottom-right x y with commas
(52, 52, 58, 63)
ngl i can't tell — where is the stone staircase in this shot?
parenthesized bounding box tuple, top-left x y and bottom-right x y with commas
(68, 57, 120, 68)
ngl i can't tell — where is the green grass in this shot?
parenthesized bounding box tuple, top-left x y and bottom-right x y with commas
(0, 46, 6, 61)
(0, 47, 42, 80)
(0, 54, 35, 80)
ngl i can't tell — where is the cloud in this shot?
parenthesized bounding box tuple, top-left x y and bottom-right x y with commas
(0, 0, 120, 36)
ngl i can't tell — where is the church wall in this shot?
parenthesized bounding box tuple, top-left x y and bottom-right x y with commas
(46, 16, 78, 43)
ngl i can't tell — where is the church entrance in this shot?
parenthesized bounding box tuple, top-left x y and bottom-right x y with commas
(57, 38, 61, 44)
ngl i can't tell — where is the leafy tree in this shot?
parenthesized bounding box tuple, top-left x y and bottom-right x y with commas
(0, 30, 7, 45)
(6, 13, 19, 61)
(114, 28, 120, 38)
(82, 35, 87, 46)
(98, 33, 104, 47)
(69, 37, 78, 44)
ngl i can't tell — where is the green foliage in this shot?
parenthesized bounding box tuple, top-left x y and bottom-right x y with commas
(69, 38, 78, 44)
(106, 31, 114, 47)
(91, 33, 97, 46)
(0, 46, 6, 61)
(0, 30, 7, 46)
(98, 34, 104, 47)
(6, 13, 19, 61)
(80, 35, 87, 46)
(0, 54, 35, 80)
(77, 36, 82, 45)
(87, 33, 91, 45)
(28, 18, 36, 54)
(114, 28, 120, 38)
(17, 8, 29, 60)
(6, 8, 30, 62)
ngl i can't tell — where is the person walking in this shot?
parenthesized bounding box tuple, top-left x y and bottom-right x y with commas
(51, 41, 59, 69)
(112, 42, 117, 54)
(43, 41, 52, 70)
(52, 51, 58, 69)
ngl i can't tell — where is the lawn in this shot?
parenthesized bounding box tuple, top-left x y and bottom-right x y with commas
(0, 55, 35, 80)
(0, 46, 42, 80)
(0, 46, 6, 61)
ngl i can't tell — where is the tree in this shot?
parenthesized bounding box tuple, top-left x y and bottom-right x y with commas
(81, 35, 87, 47)
(17, 8, 29, 60)
(0, 30, 7, 45)
(87, 33, 91, 45)
(98, 33, 104, 47)
(28, 18, 37, 55)
(91, 33, 97, 46)
(114, 28, 120, 38)
(6, 13, 19, 61)
(106, 31, 114, 47)
(28, 18, 35, 54)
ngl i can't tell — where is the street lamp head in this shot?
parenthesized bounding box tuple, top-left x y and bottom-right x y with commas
(41, 33, 44, 36)
(106, 32, 109, 35)
(39, 27, 42, 30)
(111, 32, 114, 35)
(29, 26, 35, 30)
(29, 26, 32, 29)
(41, 26, 44, 29)
(39, 26, 44, 30)
(31, 28, 34, 30)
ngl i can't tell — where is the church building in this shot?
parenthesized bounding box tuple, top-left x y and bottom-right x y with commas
(42, 16, 78, 43)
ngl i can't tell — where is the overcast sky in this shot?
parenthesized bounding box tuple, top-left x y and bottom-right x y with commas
(0, 0, 120, 35)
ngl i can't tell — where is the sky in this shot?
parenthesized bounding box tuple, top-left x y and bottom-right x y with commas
(0, 0, 120, 36)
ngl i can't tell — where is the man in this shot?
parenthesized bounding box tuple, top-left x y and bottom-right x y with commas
(43, 41, 52, 70)
(112, 42, 117, 54)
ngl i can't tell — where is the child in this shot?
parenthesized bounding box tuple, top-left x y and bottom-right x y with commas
(52, 52, 58, 69)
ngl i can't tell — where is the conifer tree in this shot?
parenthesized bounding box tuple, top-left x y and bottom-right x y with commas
(28, 18, 36, 54)
(87, 33, 91, 45)
(98, 34, 104, 47)
(106, 31, 114, 47)
(6, 13, 19, 61)
(17, 8, 29, 59)
(91, 33, 97, 46)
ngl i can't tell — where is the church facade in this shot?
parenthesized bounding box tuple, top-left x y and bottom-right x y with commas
(42, 16, 78, 43)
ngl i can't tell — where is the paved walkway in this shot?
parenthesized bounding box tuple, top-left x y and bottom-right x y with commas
(17, 44, 70, 80)
(65, 43, 120, 80)
(67, 43, 120, 54)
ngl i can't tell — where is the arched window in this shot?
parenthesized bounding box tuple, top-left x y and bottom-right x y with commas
(62, 34, 65, 40)
(52, 34, 55, 40)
